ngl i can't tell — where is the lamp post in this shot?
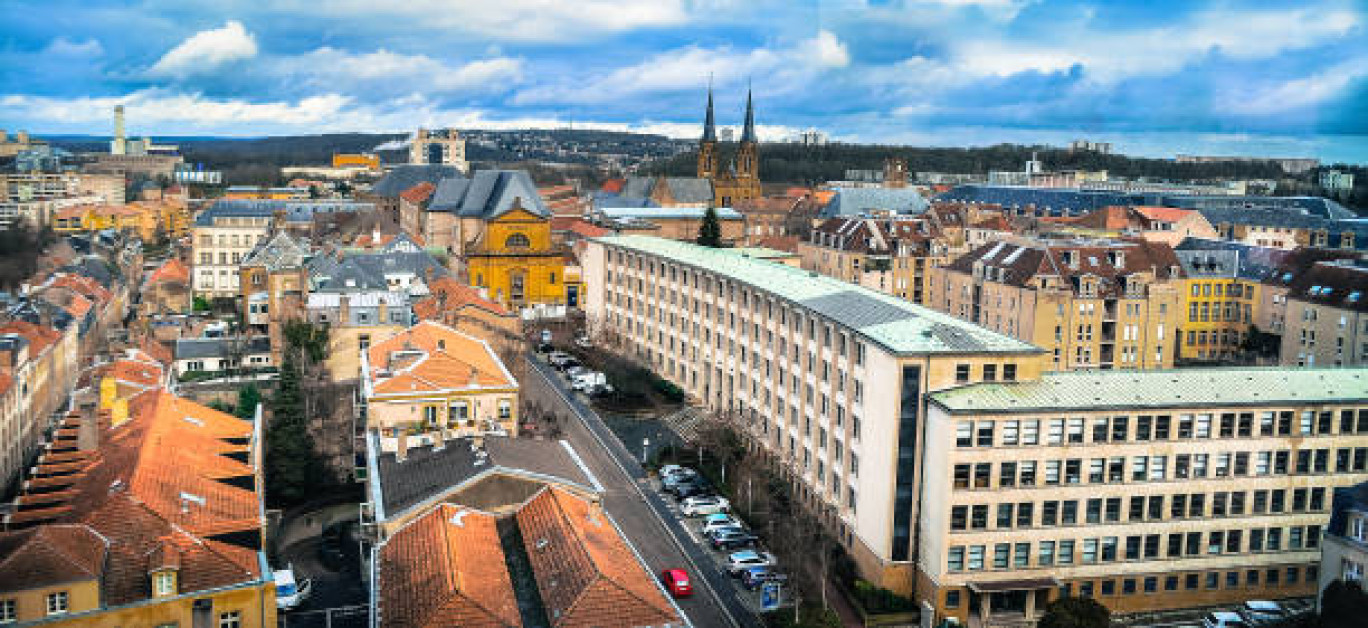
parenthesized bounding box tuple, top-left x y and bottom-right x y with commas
(642, 437, 650, 464)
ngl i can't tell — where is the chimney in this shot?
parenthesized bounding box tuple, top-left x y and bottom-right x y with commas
(395, 431, 408, 461)
(111, 397, 130, 428)
(99, 377, 117, 410)
(77, 411, 100, 451)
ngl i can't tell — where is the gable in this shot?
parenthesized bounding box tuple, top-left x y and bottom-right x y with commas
(492, 207, 547, 224)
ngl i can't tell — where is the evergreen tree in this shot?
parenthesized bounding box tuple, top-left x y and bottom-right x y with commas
(1322, 579, 1368, 628)
(698, 206, 723, 248)
(264, 329, 331, 507)
(1038, 596, 1110, 628)
(235, 385, 262, 420)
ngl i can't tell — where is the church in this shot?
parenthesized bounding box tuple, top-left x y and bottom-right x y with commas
(698, 88, 763, 207)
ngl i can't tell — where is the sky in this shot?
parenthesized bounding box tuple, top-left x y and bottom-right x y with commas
(2, 0, 1366, 162)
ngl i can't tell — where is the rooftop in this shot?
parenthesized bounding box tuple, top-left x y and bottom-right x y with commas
(931, 367, 1368, 413)
(596, 235, 1040, 356)
(366, 321, 516, 396)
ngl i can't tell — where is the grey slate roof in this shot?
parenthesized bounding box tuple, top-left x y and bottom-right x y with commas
(1197, 206, 1332, 230)
(823, 187, 930, 217)
(1173, 238, 1293, 281)
(426, 170, 549, 218)
(596, 235, 1040, 356)
(174, 336, 271, 360)
(196, 200, 374, 226)
(309, 234, 447, 292)
(370, 165, 463, 198)
(930, 367, 1368, 413)
(374, 436, 597, 520)
(621, 177, 714, 205)
(241, 231, 309, 271)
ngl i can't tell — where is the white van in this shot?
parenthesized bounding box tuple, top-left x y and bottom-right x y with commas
(274, 567, 312, 610)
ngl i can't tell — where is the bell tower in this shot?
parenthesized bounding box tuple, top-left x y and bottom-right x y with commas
(737, 88, 758, 181)
(697, 86, 718, 179)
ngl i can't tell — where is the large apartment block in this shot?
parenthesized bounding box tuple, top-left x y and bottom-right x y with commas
(584, 235, 1046, 593)
(583, 235, 1368, 627)
(1278, 260, 1368, 367)
(928, 238, 1185, 370)
(925, 369, 1368, 625)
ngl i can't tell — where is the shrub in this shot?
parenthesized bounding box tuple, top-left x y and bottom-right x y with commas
(851, 580, 918, 614)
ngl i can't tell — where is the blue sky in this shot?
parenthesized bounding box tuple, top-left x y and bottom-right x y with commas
(2, 0, 1366, 161)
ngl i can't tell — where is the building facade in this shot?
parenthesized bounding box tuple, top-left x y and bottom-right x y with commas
(1318, 481, 1368, 609)
(191, 205, 275, 299)
(925, 369, 1368, 625)
(799, 216, 950, 305)
(929, 239, 1186, 371)
(1278, 260, 1368, 367)
(409, 128, 468, 174)
(697, 88, 762, 207)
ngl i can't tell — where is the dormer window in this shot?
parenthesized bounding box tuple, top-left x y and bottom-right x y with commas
(152, 570, 178, 597)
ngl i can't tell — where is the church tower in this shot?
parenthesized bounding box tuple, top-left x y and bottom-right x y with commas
(737, 89, 759, 181)
(697, 87, 718, 179)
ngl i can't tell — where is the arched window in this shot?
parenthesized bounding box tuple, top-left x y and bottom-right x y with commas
(505, 233, 530, 249)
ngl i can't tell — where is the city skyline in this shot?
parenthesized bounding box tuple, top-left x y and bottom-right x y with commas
(1, 0, 1366, 163)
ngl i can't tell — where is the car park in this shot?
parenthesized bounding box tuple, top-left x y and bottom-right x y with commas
(682, 495, 730, 516)
(1203, 611, 1251, 628)
(709, 528, 758, 550)
(700, 514, 743, 534)
(726, 550, 776, 575)
(740, 567, 789, 590)
(661, 568, 693, 598)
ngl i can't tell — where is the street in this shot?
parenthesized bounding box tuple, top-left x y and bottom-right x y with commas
(523, 355, 760, 628)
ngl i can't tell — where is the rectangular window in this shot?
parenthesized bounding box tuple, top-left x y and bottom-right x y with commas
(0, 600, 14, 623)
(948, 547, 965, 571)
(46, 592, 68, 616)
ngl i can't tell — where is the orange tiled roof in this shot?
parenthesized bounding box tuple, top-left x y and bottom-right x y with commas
(783, 186, 812, 198)
(1069, 205, 1135, 230)
(49, 273, 113, 304)
(0, 320, 62, 357)
(516, 488, 679, 628)
(368, 321, 516, 396)
(1133, 206, 1196, 223)
(56, 292, 94, 319)
(752, 235, 800, 252)
(144, 258, 190, 287)
(378, 504, 521, 628)
(600, 179, 626, 194)
(550, 216, 609, 239)
(55, 206, 94, 220)
(139, 339, 174, 365)
(401, 182, 437, 205)
(971, 215, 1013, 231)
(412, 278, 510, 320)
(0, 524, 108, 592)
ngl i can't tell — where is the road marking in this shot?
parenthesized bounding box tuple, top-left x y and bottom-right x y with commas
(528, 357, 745, 628)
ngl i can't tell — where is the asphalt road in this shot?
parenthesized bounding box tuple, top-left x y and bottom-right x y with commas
(524, 355, 760, 628)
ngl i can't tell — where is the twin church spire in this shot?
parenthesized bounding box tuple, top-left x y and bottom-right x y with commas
(697, 85, 758, 184)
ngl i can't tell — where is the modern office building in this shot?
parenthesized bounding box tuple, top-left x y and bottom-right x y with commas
(924, 369, 1368, 625)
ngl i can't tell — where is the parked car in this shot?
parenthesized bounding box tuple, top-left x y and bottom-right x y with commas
(662, 469, 700, 488)
(726, 550, 777, 576)
(660, 464, 693, 479)
(1203, 611, 1251, 628)
(660, 568, 693, 598)
(682, 495, 730, 517)
(709, 528, 758, 550)
(700, 513, 743, 534)
(741, 567, 789, 590)
(1239, 601, 1285, 625)
(671, 482, 713, 500)
(575, 333, 592, 348)
(571, 371, 607, 392)
(565, 365, 588, 379)
(540, 329, 553, 345)
(273, 566, 312, 610)
(547, 351, 574, 368)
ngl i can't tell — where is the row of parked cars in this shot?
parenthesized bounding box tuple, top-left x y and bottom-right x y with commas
(546, 351, 615, 396)
(1203, 600, 1301, 628)
(658, 465, 789, 597)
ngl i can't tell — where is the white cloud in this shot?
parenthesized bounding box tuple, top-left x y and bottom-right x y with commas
(297, 0, 690, 42)
(516, 30, 851, 105)
(278, 48, 523, 93)
(43, 37, 103, 57)
(1227, 58, 1368, 116)
(147, 21, 258, 79)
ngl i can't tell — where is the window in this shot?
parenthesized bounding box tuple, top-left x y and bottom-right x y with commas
(219, 611, 241, 628)
(153, 571, 177, 596)
(955, 364, 970, 383)
(1003, 364, 1017, 381)
(46, 592, 68, 615)
(983, 364, 997, 381)
(946, 590, 961, 608)
(504, 233, 531, 248)
(0, 600, 13, 623)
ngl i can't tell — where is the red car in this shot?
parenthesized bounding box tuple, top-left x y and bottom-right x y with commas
(661, 568, 693, 597)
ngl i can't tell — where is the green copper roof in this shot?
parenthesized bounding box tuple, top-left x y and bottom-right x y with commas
(595, 235, 1041, 356)
(931, 368, 1368, 413)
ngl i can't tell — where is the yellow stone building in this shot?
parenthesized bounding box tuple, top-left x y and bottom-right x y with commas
(1173, 243, 1269, 362)
(51, 201, 189, 241)
(419, 169, 578, 310)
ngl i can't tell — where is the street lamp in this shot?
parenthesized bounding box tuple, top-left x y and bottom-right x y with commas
(642, 437, 650, 464)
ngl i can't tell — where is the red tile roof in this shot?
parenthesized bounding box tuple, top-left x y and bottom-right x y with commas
(600, 179, 625, 194)
(1133, 206, 1196, 223)
(401, 182, 437, 205)
(0, 525, 107, 593)
(368, 321, 516, 395)
(144, 258, 190, 287)
(378, 504, 521, 628)
(516, 488, 679, 628)
(413, 277, 511, 320)
(550, 217, 610, 239)
(971, 215, 1013, 231)
(0, 320, 62, 357)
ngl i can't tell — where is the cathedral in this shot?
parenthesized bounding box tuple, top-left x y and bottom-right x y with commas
(698, 88, 763, 207)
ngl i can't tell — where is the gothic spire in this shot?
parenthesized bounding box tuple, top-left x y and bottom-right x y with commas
(701, 83, 717, 143)
(740, 87, 756, 143)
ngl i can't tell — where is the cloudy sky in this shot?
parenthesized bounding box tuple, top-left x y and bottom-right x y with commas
(2, 0, 1365, 161)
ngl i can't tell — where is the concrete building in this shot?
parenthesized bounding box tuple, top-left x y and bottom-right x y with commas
(928, 238, 1186, 371)
(1318, 480, 1368, 608)
(799, 215, 951, 305)
(191, 204, 275, 299)
(409, 128, 468, 173)
(924, 368, 1368, 624)
(583, 235, 1045, 593)
(1279, 260, 1368, 367)
(1320, 170, 1356, 192)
